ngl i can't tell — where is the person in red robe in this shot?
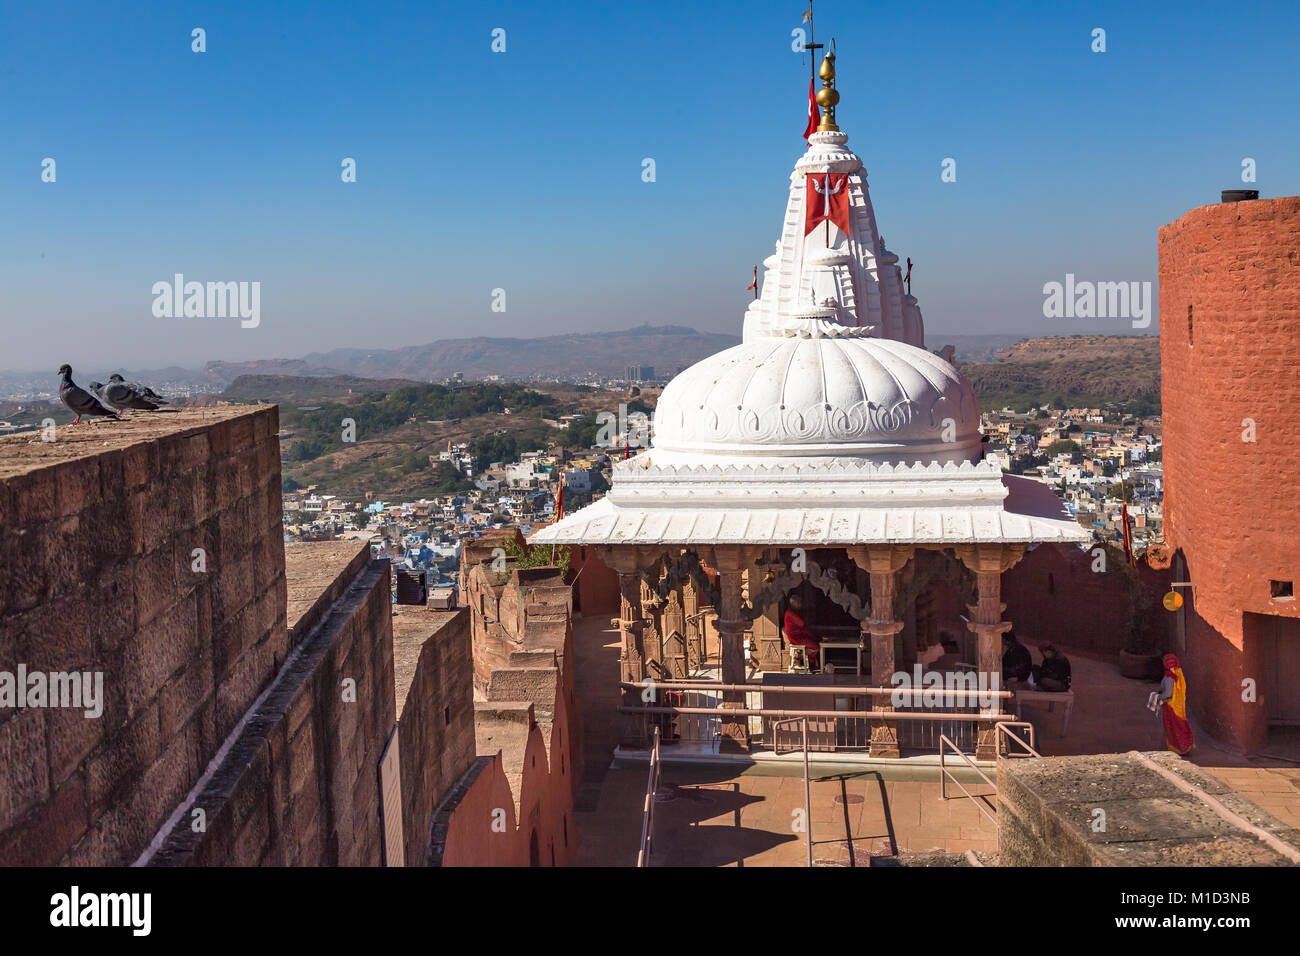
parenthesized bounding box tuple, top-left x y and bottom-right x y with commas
(783, 594, 821, 671)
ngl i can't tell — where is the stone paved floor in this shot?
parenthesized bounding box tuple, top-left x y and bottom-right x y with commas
(576, 761, 997, 866)
(570, 615, 1300, 864)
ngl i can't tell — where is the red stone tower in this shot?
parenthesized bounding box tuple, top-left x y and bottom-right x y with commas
(1158, 195, 1300, 753)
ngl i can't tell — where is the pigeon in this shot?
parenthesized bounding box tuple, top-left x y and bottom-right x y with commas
(58, 365, 119, 424)
(92, 378, 161, 412)
(109, 373, 168, 405)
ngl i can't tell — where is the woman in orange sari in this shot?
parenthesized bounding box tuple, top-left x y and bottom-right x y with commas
(1158, 654, 1195, 755)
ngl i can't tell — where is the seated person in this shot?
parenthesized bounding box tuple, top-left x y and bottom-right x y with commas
(1001, 630, 1032, 684)
(1031, 643, 1071, 692)
(783, 594, 821, 671)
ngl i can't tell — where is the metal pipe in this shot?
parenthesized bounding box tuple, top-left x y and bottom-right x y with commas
(620, 705, 1004, 721)
(637, 726, 661, 867)
(802, 719, 811, 867)
(622, 680, 1013, 700)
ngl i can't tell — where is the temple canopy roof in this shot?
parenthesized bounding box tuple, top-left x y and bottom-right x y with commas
(531, 58, 1090, 551)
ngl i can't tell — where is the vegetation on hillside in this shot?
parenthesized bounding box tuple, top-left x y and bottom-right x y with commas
(958, 334, 1161, 414)
(280, 383, 557, 463)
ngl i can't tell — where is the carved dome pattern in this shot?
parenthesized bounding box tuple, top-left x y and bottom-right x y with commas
(653, 335, 978, 458)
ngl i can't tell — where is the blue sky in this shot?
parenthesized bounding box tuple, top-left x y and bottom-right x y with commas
(1, 0, 1297, 370)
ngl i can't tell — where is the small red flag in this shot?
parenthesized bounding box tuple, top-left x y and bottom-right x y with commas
(805, 173, 851, 236)
(624, 437, 631, 460)
(803, 77, 820, 144)
(555, 481, 564, 522)
(746, 265, 757, 291)
(1112, 476, 1133, 564)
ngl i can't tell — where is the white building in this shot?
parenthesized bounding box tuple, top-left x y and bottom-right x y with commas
(531, 55, 1087, 761)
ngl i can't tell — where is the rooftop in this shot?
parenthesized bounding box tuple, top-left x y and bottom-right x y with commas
(0, 405, 272, 480)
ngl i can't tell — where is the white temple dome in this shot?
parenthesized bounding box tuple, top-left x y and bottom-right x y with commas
(652, 333, 981, 465)
(529, 57, 1091, 550)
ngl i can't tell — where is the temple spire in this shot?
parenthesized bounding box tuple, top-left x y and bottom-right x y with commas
(815, 47, 839, 132)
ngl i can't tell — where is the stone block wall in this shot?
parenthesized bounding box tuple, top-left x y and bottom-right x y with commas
(147, 542, 395, 866)
(0, 407, 286, 866)
(392, 606, 476, 866)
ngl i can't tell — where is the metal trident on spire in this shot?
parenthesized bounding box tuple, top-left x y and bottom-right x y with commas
(802, 4, 823, 79)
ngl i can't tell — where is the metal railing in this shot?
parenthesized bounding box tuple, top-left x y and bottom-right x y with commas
(996, 720, 1040, 757)
(772, 718, 813, 867)
(623, 679, 1012, 756)
(636, 726, 662, 867)
(938, 720, 1043, 847)
(938, 734, 998, 827)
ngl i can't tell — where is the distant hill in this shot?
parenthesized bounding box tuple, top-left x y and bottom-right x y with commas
(957, 334, 1161, 412)
(188, 324, 740, 390)
(294, 324, 739, 382)
(222, 374, 425, 402)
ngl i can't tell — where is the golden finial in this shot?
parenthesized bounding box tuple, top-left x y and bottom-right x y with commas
(815, 50, 839, 132)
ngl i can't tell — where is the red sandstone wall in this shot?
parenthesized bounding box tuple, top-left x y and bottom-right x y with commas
(1159, 197, 1300, 751)
(429, 754, 521, 866)
(572, 545, 619, 616)
(0, 408, 286, 866)
(1002, 543, 1172, 655)
(395, 608, 476, 866)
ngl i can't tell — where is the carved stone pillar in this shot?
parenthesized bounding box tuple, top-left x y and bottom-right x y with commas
(601, 546, 651, 749)
(749, 552, 784, 672)
(703, 545, 753, 753)
(954, 544, 1025, 761)
(853, 545, 911, 758)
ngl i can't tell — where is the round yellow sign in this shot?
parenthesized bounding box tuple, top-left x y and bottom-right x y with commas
(1163, 591, 1184, 611)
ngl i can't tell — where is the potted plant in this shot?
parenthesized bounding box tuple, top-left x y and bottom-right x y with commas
(1117, 556, 1163, 680)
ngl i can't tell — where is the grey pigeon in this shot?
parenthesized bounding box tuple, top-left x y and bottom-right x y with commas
(109, 373, 168, 405)
(58, 365, 118, 423)
(94, 378, 161, 412)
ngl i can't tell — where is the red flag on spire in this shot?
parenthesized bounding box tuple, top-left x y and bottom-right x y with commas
(803, 77, 820, 144)
(805, 173, 851, 236)
(555, 481, 564, 522)
(624, 436, 631, 460)
(746, 265, 757, 291)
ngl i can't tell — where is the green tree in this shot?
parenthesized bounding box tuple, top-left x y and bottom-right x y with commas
(1046, 439, 1083, 463)
(470, 433, 517, 467)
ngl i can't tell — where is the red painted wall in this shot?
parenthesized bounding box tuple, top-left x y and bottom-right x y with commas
(1159, 196, 1300, 751)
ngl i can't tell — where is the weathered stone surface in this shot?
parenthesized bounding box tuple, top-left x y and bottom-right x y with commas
(0, 407, 283, 865)
(998, 751, 1300, 866)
